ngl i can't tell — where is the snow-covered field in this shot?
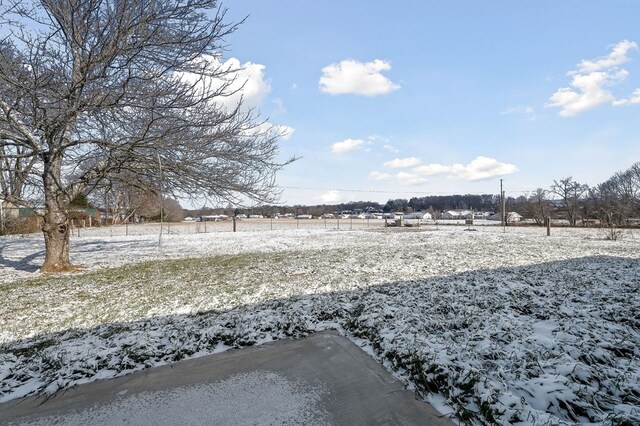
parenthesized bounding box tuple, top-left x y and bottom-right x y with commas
(1, 226, 639, 424)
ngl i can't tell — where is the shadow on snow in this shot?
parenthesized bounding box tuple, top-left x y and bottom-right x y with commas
(1, 255, 639, 424)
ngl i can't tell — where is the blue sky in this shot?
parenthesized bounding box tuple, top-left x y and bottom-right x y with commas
(217, 0, 640, 205)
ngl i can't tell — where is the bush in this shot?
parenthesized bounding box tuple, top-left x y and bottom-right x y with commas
(1, 216, 41, 235)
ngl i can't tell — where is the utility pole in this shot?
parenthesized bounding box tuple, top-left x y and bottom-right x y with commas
(500, 179, 506, 233)
(156, 150, 164, 246)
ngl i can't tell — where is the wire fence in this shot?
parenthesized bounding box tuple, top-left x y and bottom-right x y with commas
(67, 218, 513, 237)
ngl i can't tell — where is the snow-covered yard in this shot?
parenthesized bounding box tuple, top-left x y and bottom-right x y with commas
(1, 226, 639, 424)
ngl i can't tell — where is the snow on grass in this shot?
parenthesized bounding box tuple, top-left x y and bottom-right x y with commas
(1, 226, 639, 424)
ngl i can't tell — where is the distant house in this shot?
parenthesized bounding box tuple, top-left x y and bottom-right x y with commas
(507, 212, 523, 222)
(296, 214, 312, 219)
(200, 214, 228, 221)
(473, 211, 493, 220)
(404, 211, 432, 220)
(356, 213, 375, 219)
(69, 207, 99, 220)
(441, 210, 472, 220)
(488, 212, 523, 223)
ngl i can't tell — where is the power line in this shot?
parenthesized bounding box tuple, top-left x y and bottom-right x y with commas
(280, 185, 539, 196)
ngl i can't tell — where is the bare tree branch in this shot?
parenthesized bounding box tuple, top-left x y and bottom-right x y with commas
(0, 0, 293, 271)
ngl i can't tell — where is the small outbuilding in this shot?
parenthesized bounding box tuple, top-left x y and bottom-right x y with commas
(488, 212, 523, 223)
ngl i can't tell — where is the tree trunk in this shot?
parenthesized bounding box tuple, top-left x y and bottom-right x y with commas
(41, 154, 74, 272)
(41, 207, 72, 272)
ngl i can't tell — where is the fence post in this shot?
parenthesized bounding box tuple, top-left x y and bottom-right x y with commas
(233, 217, 236, 232)
(126, 222, 128, 236)
(546, 217, 551, 236)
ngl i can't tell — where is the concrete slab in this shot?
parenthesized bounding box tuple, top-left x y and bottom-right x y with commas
(0, 331, 453, 425)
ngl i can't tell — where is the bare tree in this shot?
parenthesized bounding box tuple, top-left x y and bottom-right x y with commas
(550, 177, 588, 227)
(133, 193, 185, 222)
(589, 183, 624, 240)
(588, 163, 640, 237)
(524, 188, 552, 225)
(529, 188, 551, 226)
(0, 0, 292, 271)
(89, 172, 162, 224)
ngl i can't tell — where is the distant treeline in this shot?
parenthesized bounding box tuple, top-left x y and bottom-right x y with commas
(186, 163, 640, 232)
(187, 194, 501, 218)
(386, 194, 499, 212)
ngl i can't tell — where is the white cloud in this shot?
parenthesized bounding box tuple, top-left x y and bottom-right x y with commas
(396, 172, 428, 186)
(383, 157, 422, 168)
(272, 98, 287, 116)
(274, 124, 295, 140)
(179, 56, 271, 112)
(546, 40, 638, 116)
(578, 40, 637, 72)
(613, 87, 640, 106)
(247, 123, 295, 141)
(367, 134, 390, 143)
(226, 59, 272, 110)
(319, 190, 346, 203)
(331, 138, 365, 154)
(368, 171, 426, 186)
(319, 59, 400, 96)
(456, 156, 518, 181)
(365, 135, 398, 153)
(369, 171, 393, 181)
(177, 56, 295, 141)
(501, 106, 537, 121)
(413, 163, 452, 176)
(412, 156, 518, 181)
(547, 70, 624, 117)
(501, 106, 534, 115)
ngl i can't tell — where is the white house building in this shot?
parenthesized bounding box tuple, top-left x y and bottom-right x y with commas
(441, 210, 473, 220)
(488, 212, 523, 223)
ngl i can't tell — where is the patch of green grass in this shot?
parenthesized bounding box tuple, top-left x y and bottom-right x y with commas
(1, 247, 385, 343)
(1, 251, 322, 341)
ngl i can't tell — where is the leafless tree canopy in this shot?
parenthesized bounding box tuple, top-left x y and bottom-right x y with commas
(0, 0, 293, 270)
(550, 177, 588, 227)
(588, 163, 640, 234)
